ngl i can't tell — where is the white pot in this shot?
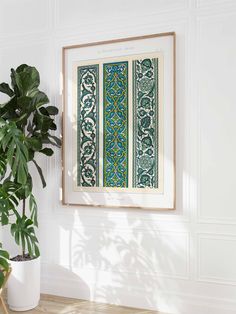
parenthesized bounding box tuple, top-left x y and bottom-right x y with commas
(7, 256, 40, 311)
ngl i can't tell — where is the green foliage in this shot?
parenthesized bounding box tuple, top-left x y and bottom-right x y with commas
(0, 64, 61, 259)
(29, 193, 38, 227)
(11, 214, 39, 258)
(0, 120, 28, 185)
(0, 180, 20, 225)
(0, 156, 7, 180)
(0, 243, 10, 287)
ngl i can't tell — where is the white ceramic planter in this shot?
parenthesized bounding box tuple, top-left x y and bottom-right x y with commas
(7, 256, 40, 311)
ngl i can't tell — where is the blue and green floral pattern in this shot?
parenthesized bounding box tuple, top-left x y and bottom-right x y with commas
(77, 65, 99, 187)
(133, 58, 159, 188)
(103, 62, 129, 187)
(76, 57, 160, 190)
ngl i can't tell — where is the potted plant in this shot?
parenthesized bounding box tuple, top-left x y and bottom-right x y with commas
(0, 64, 61, 311)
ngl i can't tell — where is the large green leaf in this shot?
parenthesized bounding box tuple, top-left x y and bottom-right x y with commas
(10, 69, 20, 96)
(31, 91, 49, 109)
(0, 257, 9, 270)
(0, 156, 7, 180)
(14, 66, 40, 96)
(39, 148, 53, 156)
(0, 96, 18, 120)
(0, 83, 14, 97)
(48, 134, 62, 147)
(0, 249, 9, 260)
(0, 121, 28, 184)
(49, 122, 57, 131)
(2, 181, 20, 205)
(0, 272, 4, 287)
(0, 243, 9, 287)
(11, 215, 39, 258)
(15, 175, 32, 200)
(25, 137, 42, 152)
(17, 95, 32, 110)
(39, 107, 49, 116)
(33, 111, 54, 133)
(16, 64, 28, 73)
(0, 201, 9, 225)
(29, 193, 38, 227)
(0, 180, 20, 225)
(45, 106, 59, 115)
(32, 159, 46, 188)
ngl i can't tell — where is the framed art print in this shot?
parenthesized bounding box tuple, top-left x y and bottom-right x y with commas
(62, 32, 176, 209)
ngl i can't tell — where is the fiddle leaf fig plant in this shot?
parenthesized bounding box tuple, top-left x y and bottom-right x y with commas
(0, 64, 61, 260)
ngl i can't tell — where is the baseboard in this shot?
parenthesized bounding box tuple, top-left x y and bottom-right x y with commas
(41, 275, 236, 314)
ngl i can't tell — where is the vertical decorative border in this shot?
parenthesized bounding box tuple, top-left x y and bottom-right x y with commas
(103, 61, 129, 188)
(77, 65, 99, 187)
(62, 32, 176, 209)
(132, 58, 159, 188)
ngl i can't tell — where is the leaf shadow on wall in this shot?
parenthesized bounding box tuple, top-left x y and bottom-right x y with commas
(54, 205, 188, 313)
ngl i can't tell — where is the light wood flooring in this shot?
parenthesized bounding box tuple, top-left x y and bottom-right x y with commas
(3, 294, 167, 314)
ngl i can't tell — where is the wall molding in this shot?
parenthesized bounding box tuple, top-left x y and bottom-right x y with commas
(54, 0, 189, 32)
(197, 233, 236, 286)
(196, 10, 236, 225)
(198, 217, 236, 225)
(196, 0, 236, 10)
(40, 213, 191, 232)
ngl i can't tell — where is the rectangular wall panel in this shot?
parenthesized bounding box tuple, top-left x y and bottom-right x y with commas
(198, 16, 236, 222)
(198, 234, 236, 284)
(77, 64, 99, 187)
(103, 62, 129, 188)
(133, 58, 159, 188)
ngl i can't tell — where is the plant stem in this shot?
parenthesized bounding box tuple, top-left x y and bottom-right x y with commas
(22, 198, 25, 258)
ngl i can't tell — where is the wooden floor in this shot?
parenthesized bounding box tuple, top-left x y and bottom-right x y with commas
(4, 294, 166, 314)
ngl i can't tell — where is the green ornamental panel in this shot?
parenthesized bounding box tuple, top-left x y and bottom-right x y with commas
(133, 58, 159, 188)
(103, 62, 129, 188)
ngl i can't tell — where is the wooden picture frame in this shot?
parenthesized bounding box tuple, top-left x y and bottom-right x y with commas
(62, 32, 176, 210)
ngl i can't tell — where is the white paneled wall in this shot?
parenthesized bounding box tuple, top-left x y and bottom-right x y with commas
(1, 1, 236, 313)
